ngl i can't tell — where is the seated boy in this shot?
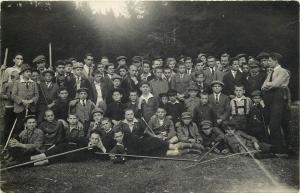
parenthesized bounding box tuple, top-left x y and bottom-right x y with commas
(184, 85, 200, 115)
(138, 81, 159, 122)
(193, 92, 216, 128)
(199, 120, 228, 154)
(38, 109, 66, 151)
(148, 107, 178, 143)
(118, 108, 146, 138)
(176, 112, 205, 151)
(69, 87, 96, 135)
(88, 108, 104, 136)
(247, 90, 269, 143)
(229, 85, 252, 131)
(4, 115, 44, 165)
(51, 86, 70, 121)
(105, 88, 126, 126)
(165, 89, 186, 124)
(125, 90, 141, 118)
(64, 114, 85, 144)
(109, 126, 204, 162)
(223, 120, 273, 159)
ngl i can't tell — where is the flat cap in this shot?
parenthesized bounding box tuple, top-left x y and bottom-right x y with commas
(132, 56, 142, 62)
(55, 60, 65, 67)
(159, 93, 168, 98)
(236, 53, 247, 59)
(116, 56, 127, 61)
(251, 90, 262, 97)
(77, 87, 88, 93)
(201, 120, 213, 129)
(42, 69, 55, 76)
(187, 85, 200, 91)
(248, 60, 260, 68)
(92, 108, 104, 115)
(32, 55, 46, 64)
(198, 53, 207, 58)
(210, 80, 224, 87)
(256, 52, 270, 60)
(23, 114, 37, 123)
(181, 112, 192, 119)
(223, 120, 238, 128)
(269, 52, 282, 61)
(19, 63, 31, 74)
(73, 62, 84, 69)
(167, 89, 177, 96)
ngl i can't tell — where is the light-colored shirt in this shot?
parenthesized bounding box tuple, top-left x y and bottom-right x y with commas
(230, 96, 252, 115)
(94, 81, 103, 104)
(262, 65, 289, 89)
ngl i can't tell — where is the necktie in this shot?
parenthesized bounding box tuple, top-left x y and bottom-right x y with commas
(211, 68, 215, 75)
(88, 67, 92, 79)
(215, 94, 219, 104)
(269, 70, 274, 82)
(25, 82, 29, 89)
(82, 100, 86, 106)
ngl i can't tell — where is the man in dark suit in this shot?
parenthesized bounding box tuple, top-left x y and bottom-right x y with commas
(223, 57, 244, 98)
(64, 62, 92, 100)
(90, 70, 109, 111)
(121, 64, 140, 103)
(203, 56, 217, 85)
(208, 81, 230, 126)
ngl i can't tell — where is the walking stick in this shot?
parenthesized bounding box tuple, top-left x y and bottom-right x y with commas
(1, 146, 90, 171)
(141, 116, 156, 135)
(49, 43, 52, 69)
(184, 141, 221, 169)
(1, 119, 17, 154)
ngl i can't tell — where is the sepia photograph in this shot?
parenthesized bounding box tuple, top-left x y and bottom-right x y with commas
(0, 1, 299, 193)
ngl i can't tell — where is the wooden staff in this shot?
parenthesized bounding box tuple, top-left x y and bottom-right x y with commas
(1, 119, 17, 154)
(141, 116, 156, 135)
(95, 152, 201, 162)
(1, 146, 90, 171)
(0, 48, 8, 93)
(184, 141, 220, 169)
(49, 43, 52, 69)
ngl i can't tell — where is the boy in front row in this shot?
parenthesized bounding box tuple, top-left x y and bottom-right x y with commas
(69, 87, 95, 135)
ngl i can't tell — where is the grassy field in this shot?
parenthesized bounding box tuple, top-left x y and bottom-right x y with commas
(0, 103, 299, 193)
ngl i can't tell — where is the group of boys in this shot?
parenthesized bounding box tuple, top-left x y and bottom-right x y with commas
(0, 51, 293, 167)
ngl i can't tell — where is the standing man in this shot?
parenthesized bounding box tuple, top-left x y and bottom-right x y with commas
(214, 53, 230, 82)
(121, 64, 140, 102)
(32, 55, 47, 73)
(204, 56, 217, 85)
(185, 57, 193, 75)
(2, 53, 23, 83)
(82, 53, 94, 81)
(261, 53, 291, 155)
(116, 56, 127, 69)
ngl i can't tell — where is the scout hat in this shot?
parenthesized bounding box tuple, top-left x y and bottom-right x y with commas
(77, 87, 88, 93)
(201, 120, 213, 129)
(92, 108, 104, 115)
(256, 52, 270, 60)
(32, 55, 46, 64)
(42, 69, 55, 76)
(116, 56, 127, 61)
(187, 85, 200, 92)
(23, 115, 37, 123)
(19, 63, 31, 75)
(210, 80, 224, 87)
(181, 112, 192, 119)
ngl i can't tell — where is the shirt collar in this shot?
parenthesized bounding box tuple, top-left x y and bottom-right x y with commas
(169, 100, 179, 104)
(233, 95, 246, 101)
(20, 76, 34, 83)
(140, 93, 154, 102)
(123, 118, 139, 124)
(273, 65, 281, 71)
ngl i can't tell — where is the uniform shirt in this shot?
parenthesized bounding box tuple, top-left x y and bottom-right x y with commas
(94, 81, 103, 105)
(230, 96, 252, 116)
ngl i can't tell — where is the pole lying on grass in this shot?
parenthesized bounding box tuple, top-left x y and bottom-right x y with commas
(1, 146, 90, 172)
(184, 141, 220, 169)
(1, 119, 17, 154)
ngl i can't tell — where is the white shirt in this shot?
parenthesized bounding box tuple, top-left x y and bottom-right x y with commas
(80, 99, 86, 106)
(94, 81, 103, 104)
(214, 93, 220, 103)
(139, 93, 154, 104)
(231, 70, 237, 78)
